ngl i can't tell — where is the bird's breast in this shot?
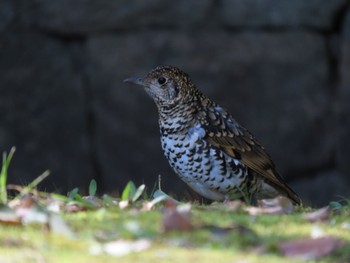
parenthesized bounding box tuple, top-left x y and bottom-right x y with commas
(160, 123, 207, 175)
(160, 122, 248, 200)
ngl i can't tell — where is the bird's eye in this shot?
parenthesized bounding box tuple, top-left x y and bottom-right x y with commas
(157, 77, 167, 85)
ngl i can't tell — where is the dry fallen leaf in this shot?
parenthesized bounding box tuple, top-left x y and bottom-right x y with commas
(245, 196, 294, 215)
(13, 194, 49, 225)
(310, 224, 326, 239)
(142, 201, 154, 211)
(91, 239, 152, 257)
(119, 200, 129, 209)
(162, 200, 193, 232)
(303, 206, 330, 222)
(64, 203, 88, 213)
(0, 205, 21, 225)
(15, 194, 39, 218)
(278, 236, 344, 260)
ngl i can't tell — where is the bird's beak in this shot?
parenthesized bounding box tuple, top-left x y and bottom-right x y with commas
(123, 77, 145, 86)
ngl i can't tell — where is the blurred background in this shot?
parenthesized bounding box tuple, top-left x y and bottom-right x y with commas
(1, 0, 350, 207)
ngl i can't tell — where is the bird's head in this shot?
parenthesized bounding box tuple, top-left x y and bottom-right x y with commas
(124, 66, 196, 108)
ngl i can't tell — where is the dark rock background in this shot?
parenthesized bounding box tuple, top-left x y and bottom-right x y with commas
(1, 0, 349, 206)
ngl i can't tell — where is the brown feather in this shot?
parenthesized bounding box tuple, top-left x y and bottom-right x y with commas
(199, 106, 301, 205)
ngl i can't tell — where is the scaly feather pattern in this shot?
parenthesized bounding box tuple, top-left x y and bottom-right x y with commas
(124, 66, 301, 205)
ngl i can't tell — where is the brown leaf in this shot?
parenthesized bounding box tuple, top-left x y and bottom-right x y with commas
(15, 194, 39, 218)
(279, 236, 344, 260)
(0, 205, 21, 225)
(64, 203, 88, 213)
(245, 196, 293, 215)
(162, 201, 193, 232)
(8, 194, 36, 210)
(19, 194, 37, 209)
(303, 206, 330, 222)
(11, 194, 49, 225)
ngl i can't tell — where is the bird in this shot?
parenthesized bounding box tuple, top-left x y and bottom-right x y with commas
(124, 66, 301, 205)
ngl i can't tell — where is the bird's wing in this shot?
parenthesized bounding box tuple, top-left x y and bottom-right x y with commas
(197, 105, 301, 204)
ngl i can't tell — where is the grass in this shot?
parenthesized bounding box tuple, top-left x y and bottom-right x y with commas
(0, 147, 16, 204)
(0, 203, 349, 262)
(0, 148, 350, 262)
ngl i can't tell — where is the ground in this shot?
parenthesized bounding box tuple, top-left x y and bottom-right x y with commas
(0, 150, 349, 262)
(0, 192, 349, 263)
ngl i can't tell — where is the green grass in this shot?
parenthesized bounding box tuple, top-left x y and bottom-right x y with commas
(0, 149, 350, 262)
(0, 203, 349, 263)
(0, 147, 16, 204)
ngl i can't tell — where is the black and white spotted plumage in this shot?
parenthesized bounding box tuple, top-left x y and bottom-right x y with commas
(124, 66, 301, 205)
